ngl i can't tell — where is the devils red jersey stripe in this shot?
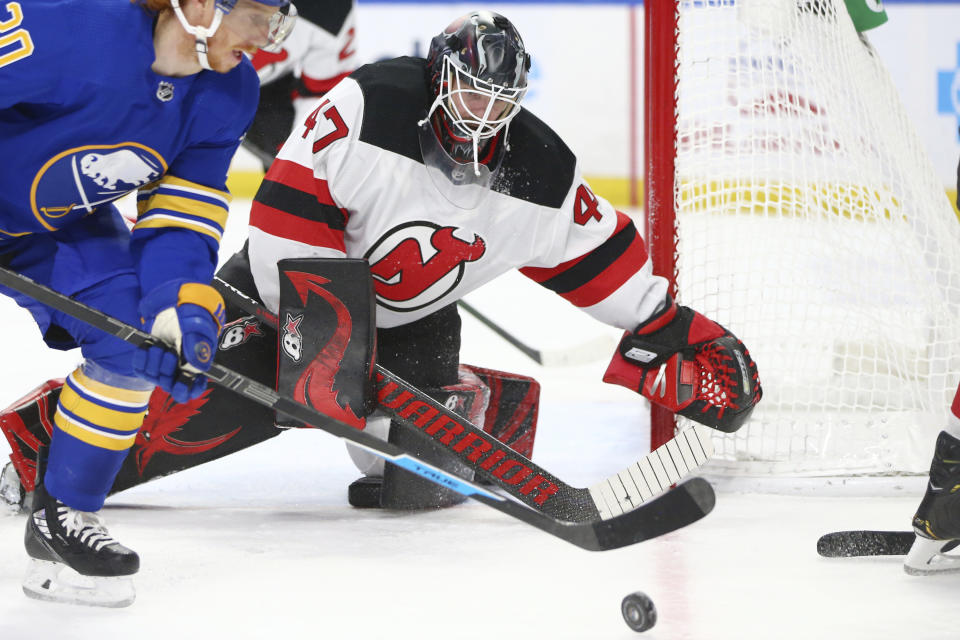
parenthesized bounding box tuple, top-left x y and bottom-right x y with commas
(520, 212, 648, 307)
(251, 159, 349, 251)
(250, 200, 347, 252)
(299, 71, 353, 97)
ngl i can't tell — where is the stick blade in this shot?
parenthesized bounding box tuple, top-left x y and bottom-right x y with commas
(587, 477, 716, 551)
(817, 530, 916, 557)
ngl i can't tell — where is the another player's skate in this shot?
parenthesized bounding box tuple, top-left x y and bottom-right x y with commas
(23, 487, 139, 607)
(905, 431, 960, 575)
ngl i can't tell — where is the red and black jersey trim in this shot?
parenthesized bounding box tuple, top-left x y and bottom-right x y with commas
(255, 179, 347, 231)
(520, 212, 649, 308)
(250, 159, 348, 251)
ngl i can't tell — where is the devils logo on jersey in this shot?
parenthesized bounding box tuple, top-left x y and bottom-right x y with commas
(365, 222, 486, 312)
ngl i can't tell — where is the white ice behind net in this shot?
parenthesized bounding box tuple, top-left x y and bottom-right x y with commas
(672, 0, 960, 478)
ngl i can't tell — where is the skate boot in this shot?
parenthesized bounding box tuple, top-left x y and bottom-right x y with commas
(905, 430, 960, 575)
(22, 486, 139, 607)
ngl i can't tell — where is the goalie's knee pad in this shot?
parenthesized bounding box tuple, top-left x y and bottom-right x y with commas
(345, 415, 391, 477)
(346, 367, 490, 510)
(346, 365, 544, 509)
(380, 366, 489, 510)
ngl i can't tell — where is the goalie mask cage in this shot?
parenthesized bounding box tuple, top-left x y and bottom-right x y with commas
(645, 0, 960, 481)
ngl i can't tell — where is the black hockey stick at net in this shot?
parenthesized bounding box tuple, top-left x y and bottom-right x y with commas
(213, 275, 716, 523)
(817, 530, 917, 557)
(457, 298, 615, 367)
(0, 265, 713, 551)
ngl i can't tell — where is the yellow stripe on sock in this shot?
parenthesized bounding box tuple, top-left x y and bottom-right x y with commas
(53, 411, 139, 451)
(58, 382, 148, 432)
(70, 369, 153, 407)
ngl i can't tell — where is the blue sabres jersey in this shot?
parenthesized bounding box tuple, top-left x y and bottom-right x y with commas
(0, 0, 259, 286)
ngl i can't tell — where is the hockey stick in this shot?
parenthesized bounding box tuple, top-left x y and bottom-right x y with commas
(0, 265, 714, 551)
(816, 530, 917, 557)
(241, 137, 277, 171)
(213, 276, 716, 521)
(457, 298, 617, 367)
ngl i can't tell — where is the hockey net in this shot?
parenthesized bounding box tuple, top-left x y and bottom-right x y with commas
(645, 0, 960, 482)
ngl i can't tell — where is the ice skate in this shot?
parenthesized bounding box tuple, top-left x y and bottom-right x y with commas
(23, 487, 139, 607)
(905, 431, 960, 575)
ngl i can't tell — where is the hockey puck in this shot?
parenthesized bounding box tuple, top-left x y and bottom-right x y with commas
(621, 591, 657, 632)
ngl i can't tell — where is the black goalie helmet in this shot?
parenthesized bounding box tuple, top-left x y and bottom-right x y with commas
(423, 11, 530, 174)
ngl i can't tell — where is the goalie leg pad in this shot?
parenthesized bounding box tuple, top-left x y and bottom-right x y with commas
(380, 367, 490, 510)
(0, 379, 62, 510)
(465, 365, 540, 459)
(276, 258, 377, 430)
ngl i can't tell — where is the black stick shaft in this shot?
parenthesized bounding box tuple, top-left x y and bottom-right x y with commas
(457, 299, 544, 364)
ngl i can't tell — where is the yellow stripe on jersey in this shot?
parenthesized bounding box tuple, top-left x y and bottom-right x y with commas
(158, 175, 233, 203)
(134, 175, 230, 243)
(134, 212, 225, 242)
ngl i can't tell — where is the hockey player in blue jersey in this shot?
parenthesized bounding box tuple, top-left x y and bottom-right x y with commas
(0, 0, 295, 606)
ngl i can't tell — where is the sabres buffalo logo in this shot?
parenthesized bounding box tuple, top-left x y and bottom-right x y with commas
(364, 222, 486, 312)
(30, 142, 167, 231)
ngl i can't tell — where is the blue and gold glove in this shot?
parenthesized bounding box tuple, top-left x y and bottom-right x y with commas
(133, 281, 226, 403)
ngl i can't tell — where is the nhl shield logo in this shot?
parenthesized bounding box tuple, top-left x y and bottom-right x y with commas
(156, 81, 175, 103)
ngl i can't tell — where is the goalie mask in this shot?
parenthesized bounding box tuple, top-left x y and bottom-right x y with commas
(421, 11, 530, 178)
(171, 0, 297, 71)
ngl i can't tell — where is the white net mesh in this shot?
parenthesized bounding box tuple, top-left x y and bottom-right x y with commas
(670, 0, 960, 477)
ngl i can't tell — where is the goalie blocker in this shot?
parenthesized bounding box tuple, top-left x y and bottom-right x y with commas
(603, 297, 761, 433)
(1, 252, 540, 512)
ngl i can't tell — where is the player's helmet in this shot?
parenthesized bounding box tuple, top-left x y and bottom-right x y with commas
(423, 11, 530, 174)
(171, 0, 297, 70)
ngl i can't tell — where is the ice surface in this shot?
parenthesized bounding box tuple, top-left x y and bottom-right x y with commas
(0, 201, 957, 639)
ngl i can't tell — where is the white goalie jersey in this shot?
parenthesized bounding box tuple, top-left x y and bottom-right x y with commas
(248, 56, 667, 330)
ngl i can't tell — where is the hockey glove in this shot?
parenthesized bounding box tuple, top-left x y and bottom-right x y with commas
(133, 281, 226, 404)
(603, 297, 761, 432)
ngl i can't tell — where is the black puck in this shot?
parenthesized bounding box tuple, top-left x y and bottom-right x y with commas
(621, 591, 657, 632)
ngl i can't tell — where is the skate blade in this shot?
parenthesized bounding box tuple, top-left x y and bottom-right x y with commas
(904, 536, 960, 576)
(22, 559, 136, 608)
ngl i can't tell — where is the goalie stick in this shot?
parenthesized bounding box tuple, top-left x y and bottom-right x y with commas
(213, 276, 715, 521)
(816, 530, 917, 557)
(0, 265, 715, 551)
(457, 299, 617, 367)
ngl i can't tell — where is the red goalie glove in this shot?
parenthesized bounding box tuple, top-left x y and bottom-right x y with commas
(603, 297, 761, 432)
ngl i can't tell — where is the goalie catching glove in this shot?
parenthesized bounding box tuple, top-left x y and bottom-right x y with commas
(133, 281, 226, 403)
(603, 297, 761, 432)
